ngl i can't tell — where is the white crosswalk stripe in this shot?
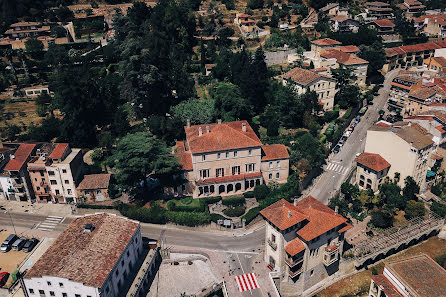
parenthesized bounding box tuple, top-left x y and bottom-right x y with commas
(37, 216, 64, 231)
(326, 162, 347, 174)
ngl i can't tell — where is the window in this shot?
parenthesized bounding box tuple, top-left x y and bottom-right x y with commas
(50, 180, 57, 185)
(234, 151, 238, 157)
(217, 153, 221, 160)
(47, 282, 51, 286)
(127, 250, 130, 257)
(55, 189, 60, 195)
(269, 173, 272, 179)
(106, 287, 110, 293)
(276, 160, 280, 168)
(29, 289, 34, 294)
(135, 237, 138, 243)
(216, 168, 224, 177)
(310, 270, 314, 276)
(232, 166, 240, 175)
(62, 169, 67, 173)
(75, 295, 81, 297)
(84, 190, 90, 195)
(48, 171, 55, 176)
(39, 290, 45, 295)
(200, 169, 210, 179)
(35, 178, 37, 181)
(248, 149, 252, 156)
(49, 292, 55, 296)
(59, 283, 64, 288)
(39, 171, 44, 177)
(121, 260, 124, 267)
(276, 172, 280, 179)
(269, 162, 273, 169)
(64, 180, 69, 184)
(226, 152, 229, 158)
(202, 154, 206, 161)
(271, 234, 276, 243)
(116, 269, 119, 276)
(246, 163, 255, 173)
(37, 187, 40, 191)
(67, 189, 72, 195)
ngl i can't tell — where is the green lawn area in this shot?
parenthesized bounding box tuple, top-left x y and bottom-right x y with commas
(175, 196, 201, 207)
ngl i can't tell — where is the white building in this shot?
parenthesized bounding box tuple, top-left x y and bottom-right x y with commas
(23, 213, 143, 297)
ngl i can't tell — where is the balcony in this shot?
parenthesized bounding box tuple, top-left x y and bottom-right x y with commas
(285, 256, 304, 268)
(267, 239, 277, 251)
(289, 267, 304, 278)
(323, 244, 339, 266)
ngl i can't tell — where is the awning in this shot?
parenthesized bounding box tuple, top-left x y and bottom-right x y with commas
(427, 170, 436, 177)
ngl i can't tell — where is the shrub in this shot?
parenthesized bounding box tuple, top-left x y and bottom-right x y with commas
(342, 107, 353, 120)
(166, 211, 210, 226)
(253, 184, 270, 200)
(242, 206, 261, 225)
(370, 210, 393, 229)
(77, 203, 114, 209)
(431, 201, 446, 217)
(223, 206, 246, 217)
(222, 196, 245, 206)
(243, 191, 255, 198)
(202, 196, 222, 205)
(210, 213, 226, 223)
(404, 200, 426, 220)
(166, 199, 205, 212)
(117, 203, 167, 224)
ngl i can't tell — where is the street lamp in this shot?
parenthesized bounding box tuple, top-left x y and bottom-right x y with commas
(7, 209, 17, 234)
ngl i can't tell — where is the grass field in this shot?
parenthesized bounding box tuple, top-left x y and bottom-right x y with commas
(0, 100, 43, 129)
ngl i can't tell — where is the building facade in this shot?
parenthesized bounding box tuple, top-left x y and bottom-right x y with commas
(413, 14, 446, 38)
(77, 174, 112, 203)
(175, 121, 289, 198)
(260, 196, 351, 296)
(23, 213, 143, 297)
(365, 2, 394, 20)
(387, 74, 422, 111)
(320, 49, 369, 86)
(354, 153, 391, 192)
(4, 22, 50, 39)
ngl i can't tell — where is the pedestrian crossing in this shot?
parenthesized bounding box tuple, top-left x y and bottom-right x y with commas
(326, 162, 349, 174)
(235, 272, 260, 292)
(36, 215, 64, 232)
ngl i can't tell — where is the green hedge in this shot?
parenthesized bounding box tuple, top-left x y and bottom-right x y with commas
(342, 107, 353, 120)
(210, 213, 226, 223)
(117, 203, 167, 224)
(223, 206, 246, 217)
(77, 203, 114, 209)
(222, 196, 245, 206)
(166, 211, 211, 226)
(243, 191, 255, 198)
(166, 198, 206, 212)
(201, 196, 222, 204)
(242, 206, 261, 225)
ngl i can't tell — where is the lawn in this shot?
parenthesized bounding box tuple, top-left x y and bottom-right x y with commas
(0, 100, 43, 128)
(318, 236, 446, 297)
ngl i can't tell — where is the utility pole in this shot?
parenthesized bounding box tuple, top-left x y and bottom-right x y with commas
(7, 209, 17, 234)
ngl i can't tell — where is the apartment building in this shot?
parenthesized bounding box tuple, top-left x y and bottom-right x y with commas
(23, 213, 143, 297)
(413, 14, 446, 38)
(310, 38, 342, 57)
(383, 40, 446, 73)
(4, 22, 50, 39)
(329, 16, 360, 33)
(283, 67, 337, 110)
(27, 143, 57, 203)
(0, 143, 37, 202)
(365, 2, 394, 20)
(354, 153, 391, 192)
(388, 74, 422, 110)
(368, 254, 446, 297)
(371, 19, 395, 35)
(260, 196, 352, 295)
(0, 142, 19, 200)
(365, 123, 435, 190)
(404, 112, 446, 145)
(175, 120, 289, 198)
(397, 0, 425, 18)
(320, 48, 369, 86)
(423, 56, 446, 74)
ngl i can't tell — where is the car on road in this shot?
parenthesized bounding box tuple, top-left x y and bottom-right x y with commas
(0, 272, 9, 287)
(23, 238, 39, 253)
(355, 115, 361, 121)
(11, 237, 27, 251)
(351, 121, 358, 127)
(1, 234, 18, 253)
(341, 135, 348, 141)
(347, 126, 354, 133)
(333, 145, 341, 153)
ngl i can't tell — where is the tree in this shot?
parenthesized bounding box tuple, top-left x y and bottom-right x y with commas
(378, 109, 385, 120)
(332, 66, 354, 88)
(35, 92, 52, 117)
(290, 132, 325, 170)
(380, 182, 406, 210)
(213, 83, 252, 121)
(359, 41, 386, 84)
(51, 26, 67, 38)
(108, 131, 179, 192)
(55, 6, 74, 22)
(431, 201, 446, 217)
(25, 38, 44, 55)
(403, 176, 419, 201)
(170, 98, 215, 125)
(247, 0, 264, 9)
(371, 210, 393, 229)
(405, 200, 426, 220)
(253, 184, 270, 200)
(335, 84, 360, 109)
(341, 182, 359, 201)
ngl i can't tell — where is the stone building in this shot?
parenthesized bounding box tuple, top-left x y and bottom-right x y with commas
(354, 152, 391, 192)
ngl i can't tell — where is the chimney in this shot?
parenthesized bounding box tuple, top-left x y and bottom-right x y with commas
(294, 198, 298, 206)
(186, 119, 191, 128)
(206, 125, 210, 133)
(242, 122, 247, 132)
(199, 127, 203, 136)
(217, 119, 222, 124)
(288, 210, 292, 218)
(335, 205, 339, 214)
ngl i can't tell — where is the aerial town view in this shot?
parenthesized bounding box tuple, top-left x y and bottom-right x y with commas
(1, 0, 446, 296)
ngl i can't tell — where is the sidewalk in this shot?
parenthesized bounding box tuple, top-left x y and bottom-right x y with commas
(0, 201, 72, 217)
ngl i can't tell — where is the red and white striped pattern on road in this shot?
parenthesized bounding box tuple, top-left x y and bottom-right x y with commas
(235, 273, 260, 292)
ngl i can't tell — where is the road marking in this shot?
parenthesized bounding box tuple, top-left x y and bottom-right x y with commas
(235, 273, 260, 292)
(48, 215, 63, 219)
(37, 216, 64, 231)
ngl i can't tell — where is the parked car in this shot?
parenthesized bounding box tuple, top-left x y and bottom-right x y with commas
(347, 126, 354, 133)
(351, 121, 357, 128)
(355, 115, 361, 121)
(0, 272, 9, 287)
(341, 135, 348, 141)
(0, 234, 18, 253)
(11, 237, 27, 251)
(338, 139, 345, 146)
(333, 145, 341, 153)
(23, 238, 39, 253)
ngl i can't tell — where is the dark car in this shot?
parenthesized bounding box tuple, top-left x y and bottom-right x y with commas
(11, 237, 27, 251)
(333, 145, 341, 153)
(23, 238, 39, 253)
(1, 234, 18, 253)
(0, 272, 9, 287)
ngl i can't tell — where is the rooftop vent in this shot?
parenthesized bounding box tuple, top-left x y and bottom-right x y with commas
(83, 223, 95, 233)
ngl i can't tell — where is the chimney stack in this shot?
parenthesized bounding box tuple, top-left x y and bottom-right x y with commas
(335, 205, 339, 214)
(198, 127, 203, 136)
(288, 210, 292, 218)
(217, 119, 222, 124)
(294, 198, 298, 206)
(242, 122, 247, 132)
(186, 119, 191, 128)
(206, 125, 210, 133)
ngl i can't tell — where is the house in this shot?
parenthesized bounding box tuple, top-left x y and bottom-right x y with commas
(0, 142, 19, 200)
(365, 123, 435, 190)
(354, 152, 391, 192)
(23, 85, 50, 97)
(260, 196, 352, 295)
(4, 22, 50, 39)
(371, 19, 395, 35)
(22, 213, 143, 297)
(403, 112, 446, 145)
(387, 74, 423, 110)
(77, 174, 112, 203)
(320, 49, 369, 86)
(0, 143, 37, 202)
(339, 45, 360, 54)
(174, 120, 289, 198)
(406, 86, 443, 115)
(423, 56, 446, 73)
(383, 40, 446, 73)
(413, 14, 446, 38)
(329, 16, 360, 33)
(310, 38, 342, 57)
(397, 0, 425, 18)
(368, 254, 446, 297)
(320, 3, 340, 16)
(365, 2, 394, 20)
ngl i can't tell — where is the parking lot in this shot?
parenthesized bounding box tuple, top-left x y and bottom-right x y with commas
(0, 232, 28, 288)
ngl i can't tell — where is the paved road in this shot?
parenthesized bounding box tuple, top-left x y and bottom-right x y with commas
(307, 69, 400, 204)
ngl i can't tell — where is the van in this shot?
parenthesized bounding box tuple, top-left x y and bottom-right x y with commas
(0, 234, 18, 252)
(11, 238, 26, 251)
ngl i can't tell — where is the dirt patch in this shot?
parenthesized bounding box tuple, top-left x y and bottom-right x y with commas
(0, 232, 28, 288)
(318, 236, 446, 297)
(1, 100, 44, 128)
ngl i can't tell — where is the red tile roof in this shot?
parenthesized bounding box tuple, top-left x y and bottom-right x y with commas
(311, 38, 342, 46)
(176, 141, 193, 171)
(49, 143, 69, 159)
(4, 143, 36, 171)
(185, 121, 262, 154)
(355, 152, 391, 172)
(261, 144, 289, 161)
(260, 199, 309, 230)
(196, 172, 262, 185)
(409, 87, 436, 100)
(372, 275, 404, 297)
(390, 82, 412, 90)
(25, 213, 140, 288)
(321, 49, 368, 65)
(386, 40, 446, 57)
(373, 19, 395, 27)
(283, 67, 328, 85)
(366, 1, 390, 7)
(339, 45, 360, 53)
(77, 174, 111, 190)
(285, 238, 306, 256)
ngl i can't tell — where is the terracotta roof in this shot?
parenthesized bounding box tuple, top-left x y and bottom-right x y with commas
(355, 152, 391, 172)
(261, 144, 289, 161)
(405, 0, 422, 5)
(373, 19, 395, 27)
(386, 40, 446, 58)
(338, 224, 352, 233)
(395, 125, 434, 149)
(372, 275, 404, 297)
(429, 57, 446, 68)
(10, 22, 41, 27)
(4, 143, 36, 171)
(321, 49, 368, 65)
(330, 15, 349, 22)
(185, 121, 262, 154)
(366, 1, 390, 6)
(376, 120, 392, 127)
(414, 14, 446, 24)
(78, 174, 111, 190)
(25, 213, 140, 288)
(311, 38, 341, 46)
(385, 254, 446, 297)
(176, 141, 193, 171)
(339, 45, 360, 53)
(409, 87, 436, 100)
(285, 238, 306, 256)
(260, 199, 309, 230)
(431, 153, 443, 160)
(391, 82, 412, 90)
(283, 67, 331, 86)
(49, 143, 69, 160)
(196, 172, 262, 185)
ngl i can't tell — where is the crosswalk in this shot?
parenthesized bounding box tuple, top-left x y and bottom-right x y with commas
(326, 162, 349, 174)
(235, 272, 260, 292)
(36, 215, 64, 232)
